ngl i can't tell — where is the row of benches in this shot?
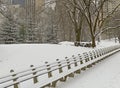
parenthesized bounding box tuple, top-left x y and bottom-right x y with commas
(0, 45, 120, 88)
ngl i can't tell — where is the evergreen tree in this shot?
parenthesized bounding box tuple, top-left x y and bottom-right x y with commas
(18, 24, 26, 43)
(1, 18, 18, 44)
(44, 7, 58, 43)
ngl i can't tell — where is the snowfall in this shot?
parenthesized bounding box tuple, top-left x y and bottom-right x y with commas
(0, 39, 120, 88)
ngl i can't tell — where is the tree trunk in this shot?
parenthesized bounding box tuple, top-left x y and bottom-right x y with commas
(91, 36, 96, 48)
(97, 33, 101, 43)
(68, 28, 72, 41)
(74, 29, 81, 46)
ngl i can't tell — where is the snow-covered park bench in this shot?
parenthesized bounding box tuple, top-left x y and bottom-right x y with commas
(0, 45, 120, 88)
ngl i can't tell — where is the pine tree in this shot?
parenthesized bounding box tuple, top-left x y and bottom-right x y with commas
(1, 18, 18, 44)
(18, 24, 26, 43)
(44, 7, 58, 43)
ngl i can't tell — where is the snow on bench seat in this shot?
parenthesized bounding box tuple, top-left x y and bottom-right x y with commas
(29, 48, 120, 88)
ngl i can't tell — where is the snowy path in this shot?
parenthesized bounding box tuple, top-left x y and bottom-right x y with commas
(57, 52, 120, 88)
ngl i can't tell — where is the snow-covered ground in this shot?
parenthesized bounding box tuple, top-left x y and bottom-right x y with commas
(57, 52, 120, 88)
(0, 40, 119, 77)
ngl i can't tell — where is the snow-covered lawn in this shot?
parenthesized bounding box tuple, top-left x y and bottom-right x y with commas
(57, 52, 120, 88)
(0, 43, 91, 77)
(0, 40, 119, 77)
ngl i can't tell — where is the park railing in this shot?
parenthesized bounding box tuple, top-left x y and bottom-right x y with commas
(0, 45, 120, 88)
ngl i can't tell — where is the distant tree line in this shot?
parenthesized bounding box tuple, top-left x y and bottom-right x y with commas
(0, 0, 120, 47)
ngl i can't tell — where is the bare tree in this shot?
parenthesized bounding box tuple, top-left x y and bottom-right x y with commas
(57, 0, 85, 46)
(64, 0, 120, 47)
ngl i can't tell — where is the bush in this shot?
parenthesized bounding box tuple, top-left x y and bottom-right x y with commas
(80, 42, 92, 47)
